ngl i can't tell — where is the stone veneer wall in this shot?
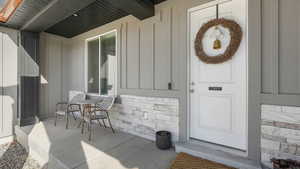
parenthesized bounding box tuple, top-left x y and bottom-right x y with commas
(110, 95, 179, 143)
(261, 104, 300, 167)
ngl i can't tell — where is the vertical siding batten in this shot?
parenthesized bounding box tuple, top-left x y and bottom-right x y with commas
(119, 24, 123, 89)
(138, 26, 141, 89)
(170, 7, 173, 89)
(153, 23, 156, 90)
(125, 22, 128, 89)
(273, 0, 279, 95)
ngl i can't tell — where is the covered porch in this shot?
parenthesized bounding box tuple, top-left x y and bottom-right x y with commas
(15, 118, 176, 169)
(13, 0, 260, 168)
(1, 0, 299, 168)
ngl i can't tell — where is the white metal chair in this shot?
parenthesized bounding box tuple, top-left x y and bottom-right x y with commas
(82, 96, 115, 141)
(55, 91, 86, 129)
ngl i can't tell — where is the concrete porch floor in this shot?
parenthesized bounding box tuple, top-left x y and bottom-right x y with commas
(15, 118, 177, 169)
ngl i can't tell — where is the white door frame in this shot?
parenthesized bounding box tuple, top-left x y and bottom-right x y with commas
(186, 0, 249, 154)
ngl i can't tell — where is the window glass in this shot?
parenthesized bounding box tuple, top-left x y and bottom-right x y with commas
(87, 39, 99, 93)
(100, 32, 116, 95)
(86, 31, 116, 95)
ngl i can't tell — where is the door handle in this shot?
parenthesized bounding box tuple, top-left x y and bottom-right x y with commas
(189, 89, 194, 93)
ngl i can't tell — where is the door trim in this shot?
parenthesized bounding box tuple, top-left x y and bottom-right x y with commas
(186, 0, 248, 155)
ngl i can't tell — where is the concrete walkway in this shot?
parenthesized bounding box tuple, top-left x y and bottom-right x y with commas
(15, 118, 176, 169)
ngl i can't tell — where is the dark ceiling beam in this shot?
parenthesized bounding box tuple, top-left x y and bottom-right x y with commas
(107, 0, 154, 20)
(21, 0, 96, 32)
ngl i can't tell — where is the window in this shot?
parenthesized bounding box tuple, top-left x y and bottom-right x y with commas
(86, 31, 117, 96)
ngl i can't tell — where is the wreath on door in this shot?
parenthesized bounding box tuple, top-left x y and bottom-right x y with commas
(194, 18, 242, 64)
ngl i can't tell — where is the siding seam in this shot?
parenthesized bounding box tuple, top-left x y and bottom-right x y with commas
(153, 23, 156, 90)
(120, 24, 123, 89)
(1, 33, 3, 131)
(273, 0, 279, 95)
(138, 26, 141, 89)
(170, 7, 173, 90)
(60, 41, 63, 101)
(125, 22, 128, 89)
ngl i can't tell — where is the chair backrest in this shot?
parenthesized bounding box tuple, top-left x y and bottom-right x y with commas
(68, 91, 86, 103)
(95, 96, 115, 110)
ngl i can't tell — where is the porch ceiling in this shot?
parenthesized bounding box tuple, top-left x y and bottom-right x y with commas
(46, 0, 166, 38)
(0, 0, 166, 38)
(0, 0, 96, 31)
(0, 0, 54, 29)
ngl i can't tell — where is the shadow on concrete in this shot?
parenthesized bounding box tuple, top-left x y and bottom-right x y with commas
(17, 117, 176, 169)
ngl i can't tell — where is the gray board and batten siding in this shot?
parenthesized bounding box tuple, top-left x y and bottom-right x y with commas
(40, 0, 262, 163)
(19, 31, 40, 126)
(261, 0, 300, 107)
(39, 0, 264, 163)
(0, 27, 18, 141)
(248, 0, 300, 163)
(39, 33, 67, 120)
(40, 0, 213, 144)
(38, 0, 300, 164)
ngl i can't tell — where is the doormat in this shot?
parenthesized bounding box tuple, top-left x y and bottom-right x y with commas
(170, 153, 236, 169)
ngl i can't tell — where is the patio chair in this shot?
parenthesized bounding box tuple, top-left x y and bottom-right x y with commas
(55, 91, 86, 129)
(82, 96, 115, 141)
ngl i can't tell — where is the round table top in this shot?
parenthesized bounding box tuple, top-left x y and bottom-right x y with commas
(72, 99, 100, 105)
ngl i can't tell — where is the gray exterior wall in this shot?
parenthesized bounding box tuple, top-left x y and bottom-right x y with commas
(39, 33, 66, 119)
(59, 0, 211, 144)
(0, 27, 19, 140)
(256, 0, 300, 164)
(40, 0, 263, 164)
(260, 0, 300, 107)
(248, 0, 300, 163)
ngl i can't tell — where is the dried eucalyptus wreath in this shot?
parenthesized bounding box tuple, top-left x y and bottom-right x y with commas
(194, 18, 242, 64)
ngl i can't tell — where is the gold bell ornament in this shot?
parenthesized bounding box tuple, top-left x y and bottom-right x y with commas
(213, 39, 222, 50)
(210, 26, 223, 50)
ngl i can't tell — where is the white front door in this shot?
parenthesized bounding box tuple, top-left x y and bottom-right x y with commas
(189, 1, 247, 150)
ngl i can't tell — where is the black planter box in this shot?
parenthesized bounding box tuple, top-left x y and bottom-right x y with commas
(156, 131, 171, 150)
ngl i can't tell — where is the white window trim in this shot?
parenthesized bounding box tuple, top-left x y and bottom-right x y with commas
(84, 29, 117, 96)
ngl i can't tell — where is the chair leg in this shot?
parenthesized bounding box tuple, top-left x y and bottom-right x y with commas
(66, 113, 69, 129)
(106, 112, 115, 133)
(97, 119, 103, 127)
(89, 123, 92, 141)
(77, 120, 82, 128)
(54, 113, 57, 126)
(81, 121, 85, 134)
(71, 112, 77, 120)
(87, 122, 91, 131)
(102, 119, 107, 128)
